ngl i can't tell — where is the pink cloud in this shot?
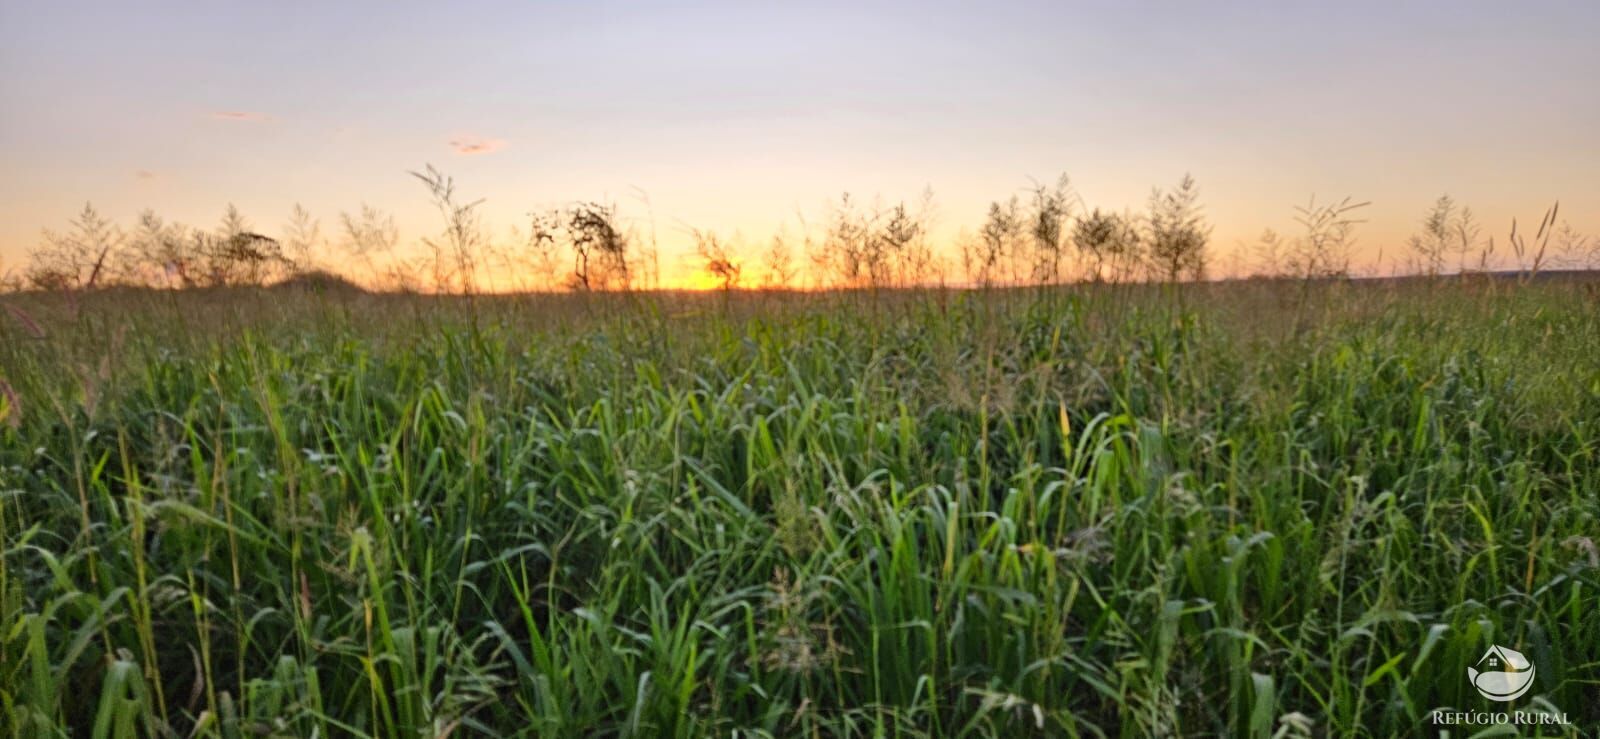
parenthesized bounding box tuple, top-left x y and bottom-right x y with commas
(449, 136, 506, 155)
(210, 110, 272, 122)
(133, 169, 158, 181)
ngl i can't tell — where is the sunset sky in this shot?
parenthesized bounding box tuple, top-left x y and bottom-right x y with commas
(2, 1, 1597, 286)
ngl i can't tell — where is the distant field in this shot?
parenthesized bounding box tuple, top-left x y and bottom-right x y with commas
(2, 280, 1597, 736)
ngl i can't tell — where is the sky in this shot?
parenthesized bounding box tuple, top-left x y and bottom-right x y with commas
(2, 0, 1597, 287)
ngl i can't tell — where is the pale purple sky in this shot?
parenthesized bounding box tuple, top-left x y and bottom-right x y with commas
(2, 1, 1597, 283)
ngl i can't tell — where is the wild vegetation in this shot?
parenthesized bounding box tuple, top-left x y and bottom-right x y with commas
(2, 168, 1598, 736)
(7, 165, 1596, 296)
(1, 275, 1597, 737)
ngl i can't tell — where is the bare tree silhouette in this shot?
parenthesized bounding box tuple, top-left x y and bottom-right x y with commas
(528, 202, 633, 291)
(693, 229, 742, 293)
(1072, 208, 1141, 284)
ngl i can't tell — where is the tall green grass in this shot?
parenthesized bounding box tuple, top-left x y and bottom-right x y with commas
(1, 282, 1596, 736)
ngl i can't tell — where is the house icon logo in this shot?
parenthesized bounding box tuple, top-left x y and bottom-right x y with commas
(1467, 644, 1535, 702)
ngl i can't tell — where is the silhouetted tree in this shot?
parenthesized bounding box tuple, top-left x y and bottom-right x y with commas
(565, 202, 630, 291)
(967, 197, 1020, 288)
(875, 200, 937, 288)
(694, 229, 742, 293)
(1026, 174, 1076, 284)
(806, 192, 936, 290)
(196, 205, 289, 286)
(512, 217, 558, 291)
(528, 202, 633, 291)
(1145, 174, 1210, 282)
(1072, 208, 1141, 284)
(26, 203, 124, 290)
(121, 210, 195, 287)
(210, 232, 288, 286)
(813, 193, 871, 288)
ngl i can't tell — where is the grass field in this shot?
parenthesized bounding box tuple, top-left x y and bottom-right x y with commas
(1, 280, 1597, 737)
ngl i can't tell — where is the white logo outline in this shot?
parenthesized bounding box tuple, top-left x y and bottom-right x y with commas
(1466, 644, 1535, 702)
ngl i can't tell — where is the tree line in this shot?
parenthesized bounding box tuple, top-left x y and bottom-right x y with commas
(4, 167, 1595, 294)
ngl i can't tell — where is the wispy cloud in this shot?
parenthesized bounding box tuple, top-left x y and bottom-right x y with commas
(133, 169, 158, 181)
(210, 110, 272, 122)
(449, 136, 506, 155)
